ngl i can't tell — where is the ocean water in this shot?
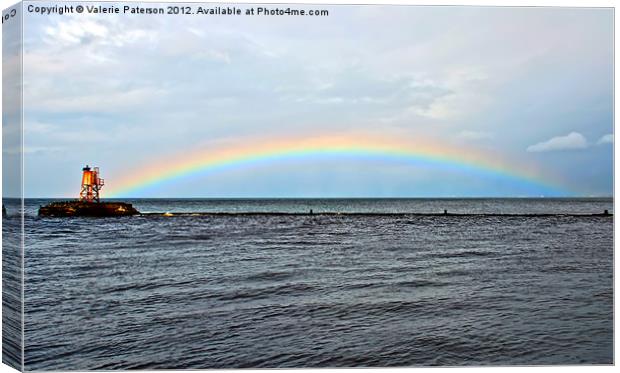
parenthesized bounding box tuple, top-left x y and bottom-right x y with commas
(5, 198, 614, 369)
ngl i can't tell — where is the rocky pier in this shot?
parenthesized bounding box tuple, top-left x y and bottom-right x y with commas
(38, 201, 140, 217)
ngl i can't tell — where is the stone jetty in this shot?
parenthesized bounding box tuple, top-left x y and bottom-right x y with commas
(38, 201, 139, 217)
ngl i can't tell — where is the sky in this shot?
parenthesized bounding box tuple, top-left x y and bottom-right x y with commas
(8, 2, 614, 198)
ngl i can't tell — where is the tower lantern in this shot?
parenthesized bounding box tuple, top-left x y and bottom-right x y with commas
(79, 165, 105, 203)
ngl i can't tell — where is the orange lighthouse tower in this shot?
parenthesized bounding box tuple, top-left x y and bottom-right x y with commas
(79, 165, 105, 203)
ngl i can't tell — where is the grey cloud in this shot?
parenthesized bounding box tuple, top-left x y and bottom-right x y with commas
(279, 71, 453, 115)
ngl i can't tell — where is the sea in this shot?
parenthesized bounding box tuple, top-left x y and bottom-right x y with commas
(2, 198, 614, 369)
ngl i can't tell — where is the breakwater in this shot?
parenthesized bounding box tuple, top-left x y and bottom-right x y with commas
(38, 201, 139, 217)
(140, 211, 612, 217)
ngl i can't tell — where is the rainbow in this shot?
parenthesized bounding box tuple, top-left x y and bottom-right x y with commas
(106, 133, 568, 197)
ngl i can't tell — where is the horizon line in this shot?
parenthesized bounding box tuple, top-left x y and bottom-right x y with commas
(11, 195, 614, 200)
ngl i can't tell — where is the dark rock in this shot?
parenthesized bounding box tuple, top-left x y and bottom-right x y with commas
(38, 201, 139, 217)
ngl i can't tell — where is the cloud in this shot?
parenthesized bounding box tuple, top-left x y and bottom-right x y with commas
(279, 72, 452, 113)
(43, 16, 155, 48)
(597, 134, 613, 145)
(44, 19, 109, 46)
(526, 132, 588, 152)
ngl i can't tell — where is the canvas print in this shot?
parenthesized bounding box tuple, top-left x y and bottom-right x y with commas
(2, 1, 614, 370)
